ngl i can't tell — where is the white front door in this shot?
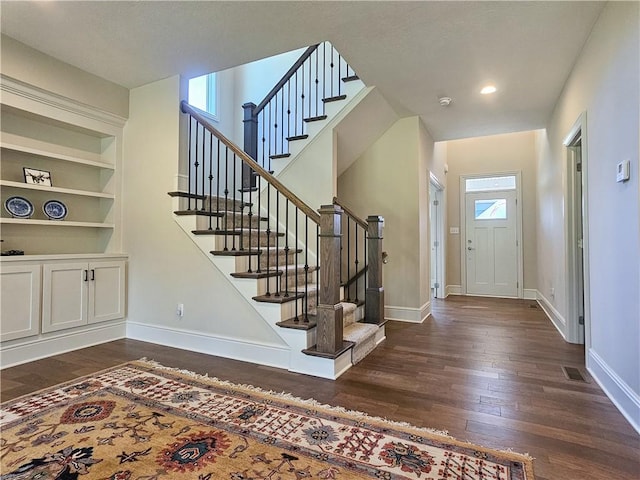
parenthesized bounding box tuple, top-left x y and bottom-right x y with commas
(465, 190, 518, 297)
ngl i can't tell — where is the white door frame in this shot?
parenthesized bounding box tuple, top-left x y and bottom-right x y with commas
(429, 172, 445, 299)
(459, 171, 524, 298)
(563, 112, 591, 347)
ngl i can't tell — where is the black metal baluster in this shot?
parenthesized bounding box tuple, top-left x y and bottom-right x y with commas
(201, 124, 206, 209)
(294, 207, 298, 320)
(287, 79, 291, 151)
(280, 88, 285, 155)
(275, 193, 280, 297)
(338, 53, 342, 96)
(256, 175, 262, 273)
(265, 184, 271, 295)
(208, 132, 213, 230)
(316, 223, 320, 317)
(304, 217, 309, 322)
(216, 139, 221, 230)
(285, 199, 290, 300)
(315, 47, 319, 118)
(268, 103, 272, 171)
(330, 47, 335, 99)
(301, 62, 305, 131)
(232, 152, 237, 250)
(308, 56, 312, 117)
(347, 220, 351, 301)
(187, 116, 192, 211)
(194, 124, 200, 209)
(354, 225, 359, 303)
(261, 110, 266, 170)
(322, 42, 326, 115)
(223, 146, 229, 251)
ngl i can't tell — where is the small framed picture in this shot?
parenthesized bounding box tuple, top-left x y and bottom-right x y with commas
(23, 167, 52, 186)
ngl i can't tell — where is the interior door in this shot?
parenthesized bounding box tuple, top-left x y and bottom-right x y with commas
(465, 190, 518, 297)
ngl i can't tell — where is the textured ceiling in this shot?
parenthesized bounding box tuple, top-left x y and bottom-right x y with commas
(0, 1, 605, 140)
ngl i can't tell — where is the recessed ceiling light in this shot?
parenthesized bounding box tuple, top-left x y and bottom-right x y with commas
(481, 85, 497, 95)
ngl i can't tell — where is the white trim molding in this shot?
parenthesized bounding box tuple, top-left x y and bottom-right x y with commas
(523, 289, 537, 300)
(588, 349, 640, 434)
(384, 302, 430, 323)
(446, 285, 462, 296)
(127, 321, 290, 370)
(536, 291, 567, 340)
(0, 74, 127, 128)
(0, 321, 126, 369)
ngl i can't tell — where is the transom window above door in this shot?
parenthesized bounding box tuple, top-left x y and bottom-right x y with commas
(465, 175, 516, 192)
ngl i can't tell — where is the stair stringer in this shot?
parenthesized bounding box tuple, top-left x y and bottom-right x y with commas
(172, 202, 352, 380)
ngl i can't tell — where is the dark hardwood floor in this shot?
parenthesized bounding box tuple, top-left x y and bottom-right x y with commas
(2, 296, 638, 479)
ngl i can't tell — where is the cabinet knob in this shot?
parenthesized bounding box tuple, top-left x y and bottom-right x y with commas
(83, 270, 88, 282)
(91, 269, 95, 281)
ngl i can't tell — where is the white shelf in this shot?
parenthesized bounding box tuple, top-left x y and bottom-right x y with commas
(0, 218, 114, 228)
(1, 132, 114, 170)
(0, 180, 114, 199)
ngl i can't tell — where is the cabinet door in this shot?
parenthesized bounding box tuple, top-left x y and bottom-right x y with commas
(88, 261, 125, 324)
(0, 265, 41, 341)
(42, 263, 88, 333)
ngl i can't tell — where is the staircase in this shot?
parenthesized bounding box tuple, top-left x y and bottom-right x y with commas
(169, 43, 386, 379)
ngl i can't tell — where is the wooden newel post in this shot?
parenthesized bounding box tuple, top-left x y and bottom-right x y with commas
(365, 215, 384, 324)
(242, 102, 258, 190)
(317, 204, 344, 353)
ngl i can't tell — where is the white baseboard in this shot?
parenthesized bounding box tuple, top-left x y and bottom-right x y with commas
(384, 301, 430, 323)
(0, 321, 126, 369)
(523, 289, 537, 300)
(536, 291, 567, 340)
(587, 349, 640, 434)
(446, 285, 462, 296)
(127, 321, 290, 370)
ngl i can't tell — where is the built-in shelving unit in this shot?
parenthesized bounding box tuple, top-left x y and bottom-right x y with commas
(0, 75, 128, 365)
(0, 98, 123, 255)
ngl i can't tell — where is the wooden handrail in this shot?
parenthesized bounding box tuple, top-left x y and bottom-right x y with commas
(253, 44, 319, 115)
(333, 196, 367, 229)
(181, 101, 321, 225)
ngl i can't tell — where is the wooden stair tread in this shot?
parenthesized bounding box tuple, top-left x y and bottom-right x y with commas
(192, 229, 285, 236)
(252, 292, 305, 303)
(303, 115, 328, 123)
(211, 247, 302, 257)
(276, 315, 317, 330)
(322, 95, 347, 103)
(231, 264, 317, 279)
(174, 210, 224, 217)
(286, 134, 308, 141)
(269, 153, 291, 160)
(302, 341, 355, 359)
(168, 191, 205, 200)
(342, 75, 359, 82)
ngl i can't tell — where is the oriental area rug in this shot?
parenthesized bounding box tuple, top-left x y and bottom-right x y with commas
(0, 360, 534, 480)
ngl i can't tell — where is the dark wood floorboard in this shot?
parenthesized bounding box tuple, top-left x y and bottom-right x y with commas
(2, 296, 638, 479)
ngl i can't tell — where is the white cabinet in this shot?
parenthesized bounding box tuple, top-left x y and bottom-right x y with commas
(42, 260, 125, 333)
(0, 265, 41, 341)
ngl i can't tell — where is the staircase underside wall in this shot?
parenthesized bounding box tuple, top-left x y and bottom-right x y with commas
(123, 76, 289, 367)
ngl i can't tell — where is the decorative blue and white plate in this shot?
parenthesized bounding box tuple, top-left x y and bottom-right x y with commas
(43, 200, 68, 220)
(4, 196, 34, 218)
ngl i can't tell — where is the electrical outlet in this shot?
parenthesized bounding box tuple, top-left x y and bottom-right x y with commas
(550, 287, 555, 298)
(176, 303, 184, 317)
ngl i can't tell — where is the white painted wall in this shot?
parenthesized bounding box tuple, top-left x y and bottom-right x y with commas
(123, 76, 287, 353)
(536, 2, 639, 430)
(1, 35, 129, 118)
(338, 117, 432, 322)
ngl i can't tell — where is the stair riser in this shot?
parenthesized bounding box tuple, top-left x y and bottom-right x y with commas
(213, 234, 281, 250)
(202, 196, 245, 212)
(256, 273, 317, 297)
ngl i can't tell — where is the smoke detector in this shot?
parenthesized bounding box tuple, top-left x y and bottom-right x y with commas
(439, 96, 452, 107)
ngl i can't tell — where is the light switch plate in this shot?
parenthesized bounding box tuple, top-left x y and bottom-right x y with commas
(450, 227, 460, 234)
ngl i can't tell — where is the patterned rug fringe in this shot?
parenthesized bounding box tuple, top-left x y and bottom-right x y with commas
(136, 358, 534, 462)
